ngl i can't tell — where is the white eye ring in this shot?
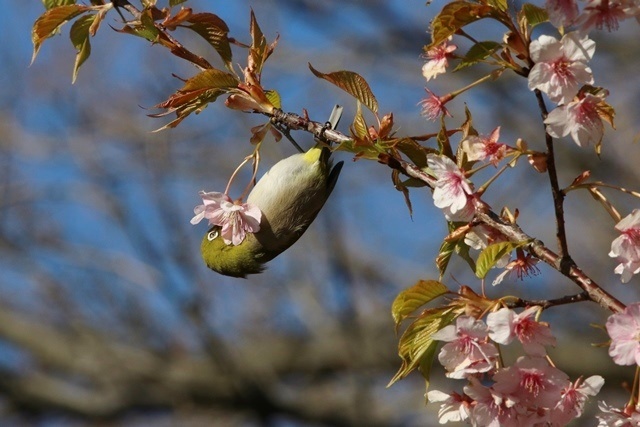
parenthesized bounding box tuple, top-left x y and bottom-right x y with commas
(207, 230, 219, 241)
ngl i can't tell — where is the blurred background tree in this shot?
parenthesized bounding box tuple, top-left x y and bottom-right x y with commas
(2, 0, 640, 425)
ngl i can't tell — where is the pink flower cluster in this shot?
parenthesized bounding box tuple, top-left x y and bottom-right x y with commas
(461, 127, 509, 167)
(427, 154, 475, 222)
(190, 191, 262, 246)
(422, 38, 457, 82)
(419, 38, 456, 121)
(527, 31, 608, 149)
(595, 303, 640, 425)
(606, 302, 640, 366)
(545, 0, 640, 31)
(428, 309, 604, 426)
(609, 210, 640, 283)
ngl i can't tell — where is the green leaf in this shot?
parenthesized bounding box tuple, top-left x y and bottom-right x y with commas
(42, 0, 76, 10)
(520, 3, 549, 29)
(388, 306, 461, 387)
(351, 101, 368, 140)
(308, 64, 379, 114)
(117, 9, 159, 42)
(487, 0, 507, 12)
(455, 237, 477, 273)
(392, 170, 413, 217)
(391, 280, 449, 329)
(394, 138, 431, 168)
(69, 14, 95, 83)
(475, 240, 528, 279)
(169, 0, 188, 6)
(436, 239, 456, 278)
(435, 224, 476, 278)
(187, 13, 233, 71)
(401, 177, 427, 188)
(32, 4, 89, 63)
(437, 118, 454, 159)
(264, 89, 281, 109)
(453, 41, 502, 72)
(430, 1, 494, 49)
(418, 338, 439, 393)
(460, 104, 477, 141)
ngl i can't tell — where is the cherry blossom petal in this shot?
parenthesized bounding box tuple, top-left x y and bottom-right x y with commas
(546, 0, 580, 27)
(528, 33, 595, 105)
(545, 93, 605, 148)
(609, 210, 640, 282)
(191, 191, 262, 246)
(428, 154, 474, 220)
(422, 39, 457, 81)
(606, 303, 640, 365)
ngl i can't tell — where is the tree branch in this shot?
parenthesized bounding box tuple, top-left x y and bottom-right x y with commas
(534, 89, 570, 261)
(268, 108, 626, 314)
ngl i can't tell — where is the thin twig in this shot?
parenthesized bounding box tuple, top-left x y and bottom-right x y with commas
(505, 291, 591, 310)
(534, 89, 570, 261)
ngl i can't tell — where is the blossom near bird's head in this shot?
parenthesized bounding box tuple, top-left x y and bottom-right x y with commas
(191, 190, 262, 246)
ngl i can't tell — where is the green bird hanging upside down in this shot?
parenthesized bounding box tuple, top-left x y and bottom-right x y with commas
(192, 106, 344, 278)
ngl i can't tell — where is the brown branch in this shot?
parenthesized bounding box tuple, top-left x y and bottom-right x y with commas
(112, 0, 213, 70)
(476, 209, 625, 313)
(266, 108, 625, 313)
(505, 291, 591, 310)
(534, 89, 570, 261)
(270, 108, 352, 146)
(375, 139, 625, 314)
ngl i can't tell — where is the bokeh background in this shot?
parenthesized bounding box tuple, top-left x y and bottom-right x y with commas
(2, 1, 640, 425)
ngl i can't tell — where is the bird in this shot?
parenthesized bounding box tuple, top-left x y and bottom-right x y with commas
(200, 107, 344, 277)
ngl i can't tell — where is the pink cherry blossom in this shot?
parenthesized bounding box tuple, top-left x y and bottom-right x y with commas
(606, 302, 640, 365)
(419, 88, 453, 121)
(426, 390, 471, 423)
(551, 376, 604, 426)
(461, 127, 509, 166)
(427, 154, 475, 222)
(190, 191, 229, 225)
(492, 251, 541, 286)
(422, 39, 457, 81)
(577, 0, 637, 33)
(492, 356, 569, 409)
(528, 32, 595, 105)
(431, 316, 499, 379)
(191, 190, 262, 246)
(464, 378, 521, 427)
(544, 92, 606, 148)
(546, 0, 580, 27)
(596, 401, 640, 426)
(487, 307, 557, 357)
(609, 210, 640, 283)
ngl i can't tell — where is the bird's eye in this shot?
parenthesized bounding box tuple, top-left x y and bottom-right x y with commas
(207, 230, 219, 241)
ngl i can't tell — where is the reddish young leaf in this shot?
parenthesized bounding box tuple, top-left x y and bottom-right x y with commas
(152, 69, 239, 130)
(429, 1, 494, 49)
(186, 13, 233, 71)
(42, 0, 76, 10)
(308, 64, 379, 115)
